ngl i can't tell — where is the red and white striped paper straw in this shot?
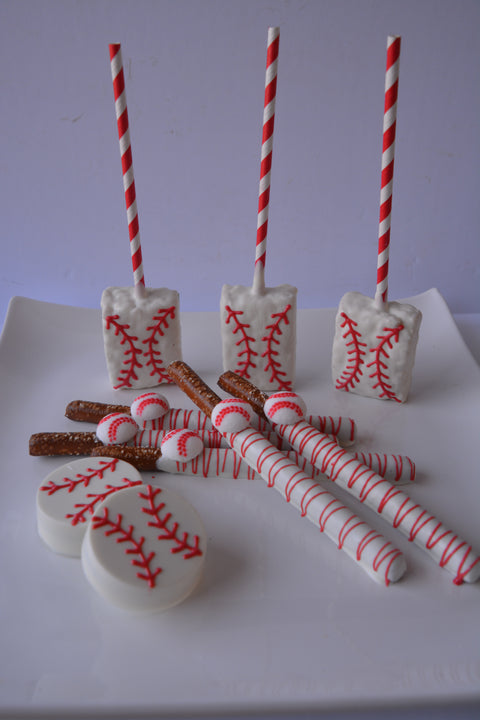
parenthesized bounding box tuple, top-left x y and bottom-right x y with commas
(375, 35, 401, 309)
(253, 27, 280, 294)
(109, 43, 145, 297)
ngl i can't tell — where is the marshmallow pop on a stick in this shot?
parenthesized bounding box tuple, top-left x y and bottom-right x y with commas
(168, 361, 406, 586)
(218, 372, 480, 585)
(220, 27, 297, 392)
(102, 44, 181, 390)
(332, 36, 421, 403)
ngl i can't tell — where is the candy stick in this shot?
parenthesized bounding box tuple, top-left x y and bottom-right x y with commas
(65, 399, 356, 446)
(91, 444, 314, 481)
(30, 428, 412, 483)
(168, 361, 406, 586)
(109, 43, 145, 298)
(253, 26, 279, 295)
(219, 375, 480, 584)
(375, 35, 401, 310)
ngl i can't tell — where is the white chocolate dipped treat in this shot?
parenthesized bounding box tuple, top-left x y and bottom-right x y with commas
(273, 419, 480, 584)
(131, 392, 170, 425)
(332, 292, 422, 402)
(264, 392, 306, 425)
(220, 283, 297, 391)
(36, 457, 142, 556)
(102, 286, 182, 390)
(81, 484, 206, 612)
(211, 398, 254, 433)
(96, 413, 138, 445)
(160, 429, 204, 463)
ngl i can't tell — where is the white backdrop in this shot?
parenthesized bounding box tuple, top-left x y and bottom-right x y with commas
(1, 0, 479, 326)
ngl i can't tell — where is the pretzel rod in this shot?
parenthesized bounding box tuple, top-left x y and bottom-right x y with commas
(91, 445, 318, 481)
(29, 432, 102, 456)
(219, 374, 480, 584)
(65, 399, 357, 446)
(168, 361, 405, 586)
(30, 427, 412, 483)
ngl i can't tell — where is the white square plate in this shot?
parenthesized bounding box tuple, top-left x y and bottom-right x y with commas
(1, 289, 479, 717)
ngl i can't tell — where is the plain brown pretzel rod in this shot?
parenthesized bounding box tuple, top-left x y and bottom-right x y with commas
(65, 400, 130, 423)
(29, 431, 102, 456)
(90, 445, 161, 471)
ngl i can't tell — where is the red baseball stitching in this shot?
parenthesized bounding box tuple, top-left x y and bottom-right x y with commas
(366, 325, 404, 401)
(225, 305, 258, 378)
(143, 307, 177, 384)
(91, 509, 163, 588)
(105, 315, 143, 389)
(140, 486, 204, 559)
(335, 312, 367, 392)
(262, 304, 292, 390)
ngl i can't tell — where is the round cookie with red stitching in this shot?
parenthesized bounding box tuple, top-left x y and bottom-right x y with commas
(211, 398, 254, 433)
(96, 413, 138, 445)
(160, 429, 204, 462)
(131, 392, 170, 425)
(264, 392, 307, 425)
(81, 484, 207, 612)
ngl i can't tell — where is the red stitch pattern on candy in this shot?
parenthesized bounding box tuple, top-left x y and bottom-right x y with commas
(225, 305, 258, 378)
(262, 304, 292, 390)
(140, 486, 204, 559)
(66, 478, 142, 525)
(91, 508, 163, 588)
(214, 404, 252, 427)
(335, 313, 367, 392)
(143, 307, 177, 384)
(105, 315, 143, 389)
(277, 421, 480, 584)
(41, 458, 120, 496)
(366, 325, 404, 401)
(40, 459, 143, 526)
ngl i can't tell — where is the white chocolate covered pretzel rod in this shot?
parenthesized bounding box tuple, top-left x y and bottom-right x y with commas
(219, 374, 480, 585)
(91, 444, 319, 481)
(65, 399, 357, 447)
(168, 361, 406, 586)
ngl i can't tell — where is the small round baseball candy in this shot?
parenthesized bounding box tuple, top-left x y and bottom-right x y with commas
(81, 484, 207, 612)
(264, 392, 307, 425)
(161, 429, 204, 462)
(37, 457, 142, 556)
(211, 399, 254, 433)
(96, 413, 138, 445)
(131, 392, 170, 425)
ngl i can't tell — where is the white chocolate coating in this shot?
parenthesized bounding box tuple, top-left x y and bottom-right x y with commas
(211, 398, 254, 433)
(224, 428, 406, 585)
(36, 457, 142, 556)
(220, 283, 297, 391)
(96, 413, 138, 445)
(81, 484, 206, 612)
(131, 392, 170, 424)
(264, 392, 306, 425)
(274, 420, 480, 584)
(160, 429, 204, 462)
(101, 286, 182, 390)
(332, 292, 422, 402)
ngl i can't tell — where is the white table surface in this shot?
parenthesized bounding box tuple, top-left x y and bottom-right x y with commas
(1, 292, 479, 720)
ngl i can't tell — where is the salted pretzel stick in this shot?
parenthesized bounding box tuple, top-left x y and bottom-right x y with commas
(29, 427, 412, 483)
(168, 361, 406, 586)
(30, 432, 102, 456)
(218, 373, 480, 585)
(91, 444, 318, 481)
(65, 399, 356, 446)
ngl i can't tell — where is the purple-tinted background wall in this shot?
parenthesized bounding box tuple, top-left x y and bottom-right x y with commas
(1, 0, 479, 326)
